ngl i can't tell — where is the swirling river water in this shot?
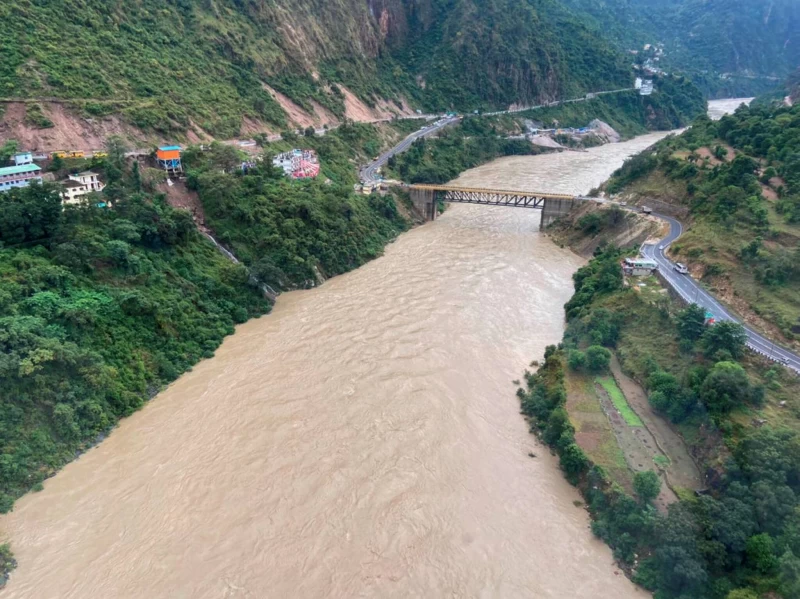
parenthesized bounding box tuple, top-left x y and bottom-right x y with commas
(1, 101, 742, 598)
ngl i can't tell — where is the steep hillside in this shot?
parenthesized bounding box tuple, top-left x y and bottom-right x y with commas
(0, 0, 635, 141)
(387, 79, 705, 184)
(602, 103, 800, 347)
(382, 0, 631, 110)
(564, 0, 800, 97)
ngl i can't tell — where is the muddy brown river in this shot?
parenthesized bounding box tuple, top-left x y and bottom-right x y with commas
(1, 103, 736, 598)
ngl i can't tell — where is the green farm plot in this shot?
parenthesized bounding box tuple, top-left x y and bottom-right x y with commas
(597, 377, 644, 426)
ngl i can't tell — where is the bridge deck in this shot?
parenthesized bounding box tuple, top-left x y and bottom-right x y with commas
(409, 184, 576, 201)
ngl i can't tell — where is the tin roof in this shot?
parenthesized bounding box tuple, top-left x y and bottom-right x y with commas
(158, 145, 181, 151)
(0, 164, 41, 177)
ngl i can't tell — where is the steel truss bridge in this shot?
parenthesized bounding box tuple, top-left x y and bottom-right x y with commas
(409, 184, 576, 210)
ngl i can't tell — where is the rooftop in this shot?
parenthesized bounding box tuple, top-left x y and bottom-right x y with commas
(0, 164, 41, 177)
(76, 171, 99, 177)
(62, 180, 85, 188)
(158, 145, 181, 151)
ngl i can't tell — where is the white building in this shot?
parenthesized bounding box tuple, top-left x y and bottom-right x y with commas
(60, 171, 105, 204)
(622, 258, 658, 276)
(13, 152, 33, 166)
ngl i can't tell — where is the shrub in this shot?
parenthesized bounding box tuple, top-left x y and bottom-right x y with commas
(585, 345, 611, 373)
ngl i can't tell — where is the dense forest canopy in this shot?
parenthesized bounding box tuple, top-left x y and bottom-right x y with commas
(563, 0, 800, 97)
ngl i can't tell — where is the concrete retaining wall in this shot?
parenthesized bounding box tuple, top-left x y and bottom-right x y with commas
(540, 197, 577, 230)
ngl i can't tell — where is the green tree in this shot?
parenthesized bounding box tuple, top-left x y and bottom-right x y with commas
(103, 135, 130, 207)
(207, 142, 242, 173)
(560, 443, 590, 483)
(700, 361, 753, 414)
(585, 345, 611, 373)
(0, 182, 63, 245)
(633, 470, 662, 504)
(725, 590, 758, 599)
(0, 139, 19, 164)
(702, 321, 747, 360)
(567, 349, 586, 371)
(49, 154, 64, 172)
(746, 533, 778, 574)
(780, 550, 800, 599)
(677, 303, 706, 341)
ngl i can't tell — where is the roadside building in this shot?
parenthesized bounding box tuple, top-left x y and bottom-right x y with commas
(12, 152, 33, 166)
(272, 149, 320, 179)
(156, 145, 183, 176)
(60, 171, 105, 204)
(0, 163, 43, 192)
(622, 257, 658, 276)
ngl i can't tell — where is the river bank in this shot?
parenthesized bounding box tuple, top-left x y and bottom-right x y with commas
(0, 131, 673, 597)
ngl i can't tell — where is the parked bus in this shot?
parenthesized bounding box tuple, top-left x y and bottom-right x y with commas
(50, 150, 86, 159)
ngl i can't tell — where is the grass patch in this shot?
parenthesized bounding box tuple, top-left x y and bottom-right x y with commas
(597, 376, 644, 426)
(653, 454, 671, 468)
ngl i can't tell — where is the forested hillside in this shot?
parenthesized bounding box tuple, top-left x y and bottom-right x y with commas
(564, 0, 800, 97)
(0, 0, 635, 138)
(522, 247, 800, 599)
(381, 0, 631, 110)
(0, 135, 408, 518)
(389, 78, 704, 184)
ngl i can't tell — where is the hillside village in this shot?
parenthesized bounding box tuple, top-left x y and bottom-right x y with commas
(0, 141, 323, 208)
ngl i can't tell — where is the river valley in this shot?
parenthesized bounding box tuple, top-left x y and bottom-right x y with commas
(0, 102, 739, 598)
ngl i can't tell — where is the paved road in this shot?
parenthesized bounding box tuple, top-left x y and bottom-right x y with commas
(481, 87, 635, 117)
(360, 116, 461, 184)
(641, 212, 800, 373)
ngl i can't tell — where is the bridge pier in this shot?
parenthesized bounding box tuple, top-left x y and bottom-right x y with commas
(540, 197, 576, 230)
(410, 187, 437, 221)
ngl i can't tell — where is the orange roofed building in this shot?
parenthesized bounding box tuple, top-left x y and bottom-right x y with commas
(156, 145, 182, 176)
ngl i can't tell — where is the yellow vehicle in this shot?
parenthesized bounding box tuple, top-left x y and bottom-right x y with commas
(93, 151, 108, 158)
(50, 150, 86, 159)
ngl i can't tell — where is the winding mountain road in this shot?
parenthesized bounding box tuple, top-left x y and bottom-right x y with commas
(642, 213, 800, 373)
(360, 116, 461, 184)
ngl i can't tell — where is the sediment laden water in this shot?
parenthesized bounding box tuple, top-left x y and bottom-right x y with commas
(0, 102, 738, 598)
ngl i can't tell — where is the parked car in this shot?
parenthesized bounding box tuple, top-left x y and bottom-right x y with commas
(674, 263, 689, 274)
